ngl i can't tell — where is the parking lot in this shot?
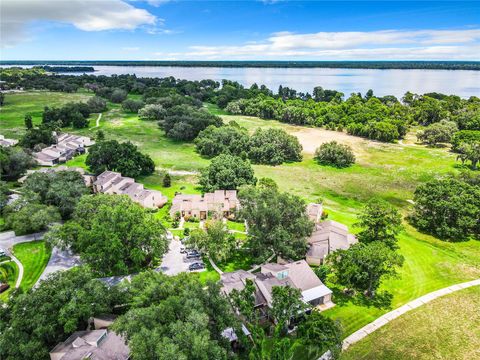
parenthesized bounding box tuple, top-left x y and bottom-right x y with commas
(157, 238, 206, 275)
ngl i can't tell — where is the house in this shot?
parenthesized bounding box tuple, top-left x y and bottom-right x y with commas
(33, 133, 94, 167)
(49, 329, 129, 360)
(18, 166, 95, 186)
(93, 171, 167, 209)
(0, 135, 18, 147)
(220, 260, 334, 316)
(170, 190, 239, 220)
(306, 220, 357, 266)
(307, 202, 323, 223)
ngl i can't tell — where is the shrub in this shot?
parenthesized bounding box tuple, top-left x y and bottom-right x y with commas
(314, 141, 355, 168)
(110, 88, 128, 103)
(87, 96, 107, 113)
(122, 99, 145, 113)
(248, 128, 303, 165)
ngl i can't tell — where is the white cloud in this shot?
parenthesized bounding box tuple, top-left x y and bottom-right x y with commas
(122, 47, 141, 51)
(1, 0, 156, 47)
(154, 29, 480, 60)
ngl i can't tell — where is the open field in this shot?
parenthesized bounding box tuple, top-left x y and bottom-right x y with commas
(340, 286, 480, 360)
(0, 91, 92, 139)
(2, 91, 480, 338)
(12, 241, 51, 291)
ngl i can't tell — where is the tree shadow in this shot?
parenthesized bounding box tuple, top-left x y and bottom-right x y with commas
(351, 291, 393, 310)
(331, 287, 393, 310)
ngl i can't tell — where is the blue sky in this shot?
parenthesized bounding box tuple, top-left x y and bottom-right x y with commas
(1, 0, 479, 60)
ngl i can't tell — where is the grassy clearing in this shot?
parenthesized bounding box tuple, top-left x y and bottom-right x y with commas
(340, 286, 480, 360)
(227, 220, 246, 232)
(0, 261, 19, 302)
(13, 241, 51, 291)
(0, 91, 93, 138)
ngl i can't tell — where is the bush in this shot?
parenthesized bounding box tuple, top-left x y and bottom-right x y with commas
(314, 141, 355, 168)
(417, 120, 458, 146)
(110, 88, 128, 103)
(87, 96, 107, 113)
(138, 104, 166, 121)
(194, 124, 249, 158)
(248, 128, 303, 165)
(122, 99, 145, 113)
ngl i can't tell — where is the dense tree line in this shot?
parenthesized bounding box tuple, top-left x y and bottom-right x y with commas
(226, 93, 410, 142)
(0, 146, 35, 180)
(4, 60, 480, 70)
(159, 105, 223, 141)
(23, 170, 90, 219)
(195, 123, 303, 165)
(86, 140, 155, 178)
(42, 102, 91, 128)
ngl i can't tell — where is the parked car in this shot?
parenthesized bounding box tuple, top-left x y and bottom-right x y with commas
(0, 249, 6, 257)
(186, 251, 201, 259)
(180, 247, 193, 254)
(186, 250, 201, 258)
(189, 262, 205, 271)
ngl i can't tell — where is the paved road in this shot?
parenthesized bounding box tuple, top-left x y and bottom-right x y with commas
(35, 247, 82, 286)
(0, 230, 81, 288)
(0, 231, 45, 250)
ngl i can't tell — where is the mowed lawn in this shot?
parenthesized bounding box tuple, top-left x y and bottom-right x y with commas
(3, 91, 480, 339)
(13, 241, 51, 291)
(0, 261, 19, 302)
(0, 91, 93, 139)
(340, 286, 480, 360)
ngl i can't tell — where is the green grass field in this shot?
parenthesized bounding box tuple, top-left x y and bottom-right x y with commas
(340, 286, 480, 360)
(0, 91, 92, 138)
(2, 91, 480, 343)
(12, 241, 51, 291)
(0, 261, 19, 302)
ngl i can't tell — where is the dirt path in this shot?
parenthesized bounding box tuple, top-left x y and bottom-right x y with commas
(93, 113, 102, 128)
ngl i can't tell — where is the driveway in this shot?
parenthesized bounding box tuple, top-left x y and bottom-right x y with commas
(36, 247, 82, 286)
(0, 230, 45, 250)
(157, 238, 205, 275)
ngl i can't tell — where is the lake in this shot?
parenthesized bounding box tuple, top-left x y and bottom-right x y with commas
(4, 65, 480, 98)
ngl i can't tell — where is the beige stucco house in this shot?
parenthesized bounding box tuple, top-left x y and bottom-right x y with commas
(306, 220, 357, 266)
(0, 135, 18, 147)
(33, 133, 94, 167)
(170, 190, 239, 220)
(220, 260, 334, 313)
(93, 170, 167, 209)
